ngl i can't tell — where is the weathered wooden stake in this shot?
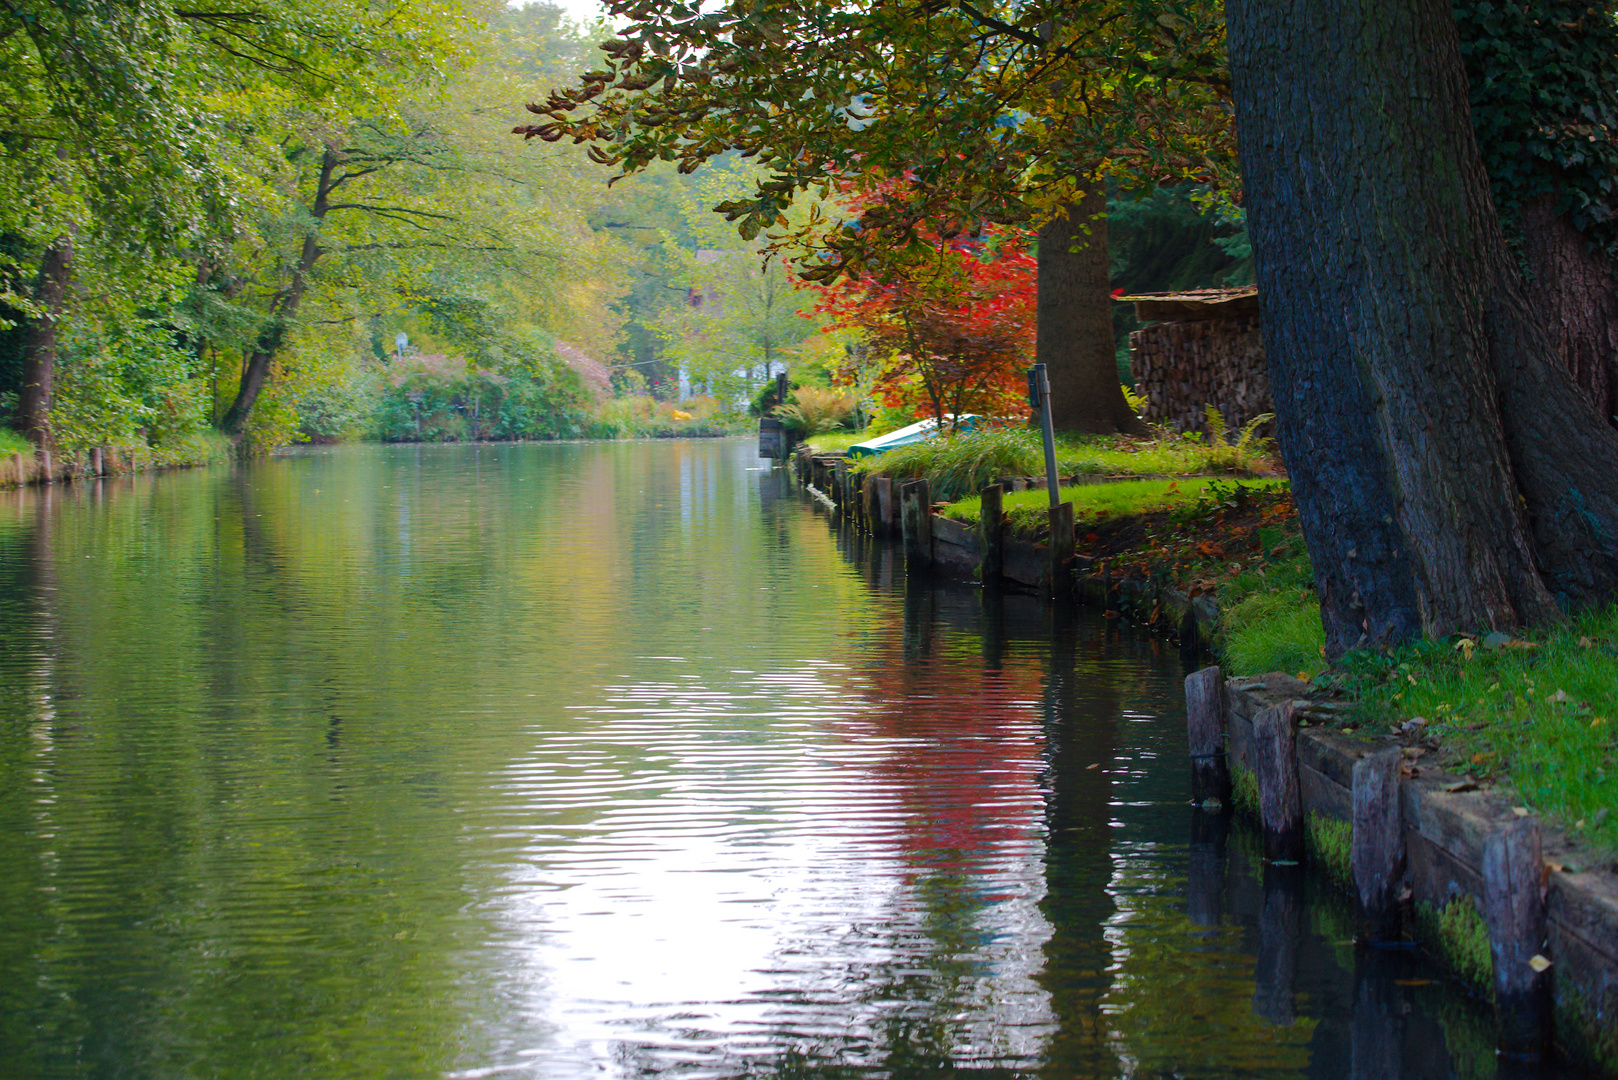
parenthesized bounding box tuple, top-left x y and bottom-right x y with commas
(979, 483, 1004, 586)
(863, 472, 880, 533)
(1047, 500, 1074, 600)
(833, 459, 849, 509)
(900, 479, 932, 572)
(1483, 816, 1551, 1060)
(1185, 665, 1230, 808)
(1351, 746, 1405, 941)
(875, 477, 895, 536)
(1253, 701, 1303, 862)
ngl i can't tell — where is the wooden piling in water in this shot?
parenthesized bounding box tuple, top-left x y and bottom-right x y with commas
(1483, 816, 1551, 1060)
(863, 472, 879, 533)
(1048, 500, 1074, 599)
(1253, 701, 1303, 862)
(875, 477, 895, 536)
(979, 484, 1003, 585)
(1185, 665, 1230, 809)
(1351, 746, 1405, 941)
(900, 479, 931, 572)
(833, 459, 849, 512)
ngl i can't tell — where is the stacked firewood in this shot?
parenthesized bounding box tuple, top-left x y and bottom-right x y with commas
(1127, 315, 1271, 436)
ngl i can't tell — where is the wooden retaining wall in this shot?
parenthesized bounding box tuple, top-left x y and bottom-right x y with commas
(1, 447, 124, 488)
(1224, 673, 1618, 1074)
(793, 445, 1220, 647)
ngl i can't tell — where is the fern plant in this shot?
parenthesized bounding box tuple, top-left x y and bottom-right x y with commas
(1202, 404, 1276, 472)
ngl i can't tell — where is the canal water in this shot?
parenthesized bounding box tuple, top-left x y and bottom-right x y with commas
(0, 439, 1569, 1079)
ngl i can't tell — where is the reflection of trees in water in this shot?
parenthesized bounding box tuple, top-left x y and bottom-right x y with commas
(793, 515, 1514, 1079)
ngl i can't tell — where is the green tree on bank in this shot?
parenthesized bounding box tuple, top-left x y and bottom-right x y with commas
(521, 0, 1234, 435)
(0, 1, 633, 454)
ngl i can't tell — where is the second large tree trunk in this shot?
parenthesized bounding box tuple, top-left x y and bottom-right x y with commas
(15, 235, 73, 448)
(1037, 184, 1149, 436)
(1227, 0, 1618, 654)
(1519, 196, 1618, 430)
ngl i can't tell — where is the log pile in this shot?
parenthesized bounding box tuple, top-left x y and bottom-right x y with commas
(1121, 288, 1272, 437)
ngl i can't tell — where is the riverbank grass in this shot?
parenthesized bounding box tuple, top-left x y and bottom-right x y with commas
(856, 427, 1278, 501)
(941, 476, 1291, 536)
(0, 428, 30, 456)
(1317, 607, 1618, 853)
(804, 431, 864, 453)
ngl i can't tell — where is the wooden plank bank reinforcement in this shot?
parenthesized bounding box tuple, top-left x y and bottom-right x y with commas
(791, 444, 1222, 647)
(1214, 669, 1618, 1072)
(788, 447, 1618, 1073)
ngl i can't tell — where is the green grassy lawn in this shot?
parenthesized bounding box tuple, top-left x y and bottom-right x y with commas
(0, 428, 30, 456)
(1314, 610, 1618, 856)
(941, 477, 1291, 538)
(857, 427, 1277, 502)
(1194, 509, 1618, 855)
(803, 431, 864, 453)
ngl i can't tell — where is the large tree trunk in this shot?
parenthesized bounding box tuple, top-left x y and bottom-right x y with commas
(15, 235, 73, 447)
(1226, 0, 1618, 654)
(1038, 184, 1149, 436)
(1518, 196, 1618, 429)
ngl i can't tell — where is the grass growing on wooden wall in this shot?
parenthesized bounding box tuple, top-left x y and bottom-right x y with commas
(1304, 813, 1353, 885)
(1415, 895, 1493, 994)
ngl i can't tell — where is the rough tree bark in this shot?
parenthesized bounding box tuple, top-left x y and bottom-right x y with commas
(219, 148, 336, 438)
(15, 235, 73, 448)
(1227, 0, 1618, 654)
(1519, 196, 1618, 430)
(1038, 183, 1149, 436)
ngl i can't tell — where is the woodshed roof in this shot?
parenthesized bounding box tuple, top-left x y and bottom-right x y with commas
(1115, 285, 1259, 322)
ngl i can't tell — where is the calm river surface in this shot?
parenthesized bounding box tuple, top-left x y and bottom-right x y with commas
(0, 439, 1568, 1079)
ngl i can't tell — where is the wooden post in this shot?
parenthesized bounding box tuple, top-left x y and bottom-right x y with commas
(1048, 500, 1074, 599)
(875, 477, 895, 536)
(1483, 816, 1551, 1060)
(979, 483, 1004, 586)
(1253, 701, 1303, 862)
(900, 479, 931, 572)
(1185, 665, 1230, 808)
(90, 446, 103, 476)
(863, 472, 880, 534)
(1351, 746, 1405, 941)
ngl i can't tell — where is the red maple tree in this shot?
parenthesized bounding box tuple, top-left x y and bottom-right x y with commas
(803, 193, 1037, 429)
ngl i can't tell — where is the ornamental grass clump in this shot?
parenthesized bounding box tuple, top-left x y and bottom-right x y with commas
(860, 427, 1044, 502)
(773, 386, 856, 436)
